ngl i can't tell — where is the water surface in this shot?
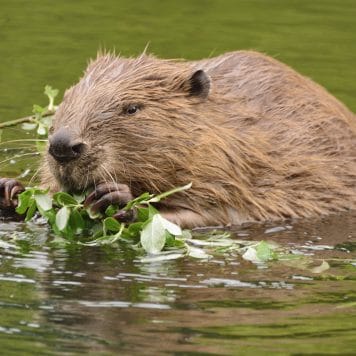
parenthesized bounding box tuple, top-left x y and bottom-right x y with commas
(0, 1, 355, 354)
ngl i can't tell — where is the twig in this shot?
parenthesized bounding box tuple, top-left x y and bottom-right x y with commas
(0, 111, 55, 129)
(0, 116, 34, 128)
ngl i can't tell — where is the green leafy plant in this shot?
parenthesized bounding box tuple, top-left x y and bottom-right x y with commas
(16, 179, 302, 263)
(22, 85, 58, 137)
(15, 183, 194, 256)
(14, 184, 333, 270)
(0, 85, 58, 133)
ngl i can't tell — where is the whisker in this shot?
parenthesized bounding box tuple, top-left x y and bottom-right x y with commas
(6, 127, 36, 134)
(98, 167, 107, 185)
(0, 148, 40, 153)
(120, 156, 137, 189)
(101, 165, 116, 186)
(0, 152, 40, 166)
(28, 167, 41, 186)
(0, 145, 39, 149)
(0, 139, 48, 146)
(93, 175, 97, 193)
(82, 168, 90, 195)
(99, 167, 109, 186)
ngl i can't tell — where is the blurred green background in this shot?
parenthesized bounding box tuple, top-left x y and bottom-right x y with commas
(0, 0, 356, 123)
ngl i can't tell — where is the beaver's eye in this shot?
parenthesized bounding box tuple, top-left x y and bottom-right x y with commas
(126, 104, 140, 115)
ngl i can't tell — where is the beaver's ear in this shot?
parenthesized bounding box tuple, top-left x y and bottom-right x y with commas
(187, 70, 210, 99)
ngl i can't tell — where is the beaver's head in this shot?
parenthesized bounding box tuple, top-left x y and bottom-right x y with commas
(46, 53, 211, 193)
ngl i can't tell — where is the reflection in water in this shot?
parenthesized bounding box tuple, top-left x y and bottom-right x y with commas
(0, 212, 355, 354)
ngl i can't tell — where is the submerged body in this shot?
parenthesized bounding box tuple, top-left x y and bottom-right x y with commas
(3, 51, 356, 227)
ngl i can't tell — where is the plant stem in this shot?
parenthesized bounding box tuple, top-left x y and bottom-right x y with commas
(0, 116, 34, 128)
(0, 111, 54, 129)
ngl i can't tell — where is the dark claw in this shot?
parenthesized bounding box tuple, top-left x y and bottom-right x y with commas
(84, 182, 133, 213)
(113, 208, 137, 223)
(0, 178, 24, 209)
(91, 191, 126, 212)
(10, 185, 24, 206)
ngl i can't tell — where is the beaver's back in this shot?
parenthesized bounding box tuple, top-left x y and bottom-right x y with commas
(189, 51, 356, 221)
(197, 50, 356, 134)
(198, 51, 353, 115)
(195, 50, 355, 166)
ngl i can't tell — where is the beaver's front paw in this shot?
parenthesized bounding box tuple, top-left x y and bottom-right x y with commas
(84, 182, 136, 222)
(0, 178, 25, 210)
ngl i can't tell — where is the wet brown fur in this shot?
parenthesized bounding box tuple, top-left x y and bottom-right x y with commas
(40, 51, 356, 228)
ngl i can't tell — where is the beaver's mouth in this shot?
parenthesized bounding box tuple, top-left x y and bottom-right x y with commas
(56, 167, 92, 192)
(49, 156, 100, 193)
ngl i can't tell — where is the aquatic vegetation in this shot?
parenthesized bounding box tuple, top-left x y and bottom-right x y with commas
(13, 184, 341, 272)
(0, 85, 57, 133)
(15, 184, 193, 256)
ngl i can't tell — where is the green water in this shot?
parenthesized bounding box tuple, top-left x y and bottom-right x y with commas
(0, 1, 355, 354)
(1, 0, 356, 123)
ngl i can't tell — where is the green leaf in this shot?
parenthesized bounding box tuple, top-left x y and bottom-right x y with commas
(105, 204, 118, 217)
(43, 209, 56, 225)
(21, 122, 37, 131)
(164, 232, 176, 247)
(56, 206, 71, 231)
(256, 241, 277, 261)
(53, 192, 79, 207)
(44, 85, 59, 101)
(40, 115, 53, 128)
(127, 222, 144, 237)
(180, 230, 193, 240)
(91, 223, 105, 238)
(242, 241, 278, 263)
(140, 214, 167, 254)
(140, 251, 185, 263)
(148, 204, 159, 218)
(187, 246, 211, 259)
(103, 217, 122, 234)
(171, 238, 186, 248)
(32, 104, 46, 115)
(73, 192, 86, 204)
(311, 260, 330, 274)
(37, 123, 47, 136)
(25, 199, 37, 221)
(62, 223, 74, 239)
(136, 207, 149, 221)
(242, 246, 259, 262)
(51, 222, 61, 236)
(34, 193, 52, 211)
(70, 209, 85, 234)
(44, 85, 59, 111)
(185, 236, 234, 247)
(124, 192, 153, 210)
(16, 190, 33, 215)
(156, 215, 182, 236)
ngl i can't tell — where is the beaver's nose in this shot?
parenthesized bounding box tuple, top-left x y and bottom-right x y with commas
(48, 128, 85, 163)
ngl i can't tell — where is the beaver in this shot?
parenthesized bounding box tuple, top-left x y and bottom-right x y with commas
(1, 50, 356, 228)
